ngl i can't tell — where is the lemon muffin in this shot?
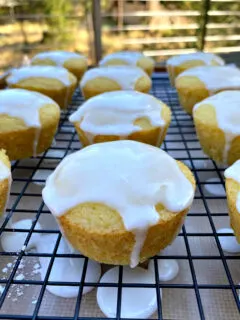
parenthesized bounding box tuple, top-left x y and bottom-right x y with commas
(0, 150, 11, 216)
(175, 66, 240, 114)
(167, 52, 224, 86)
(0, 89, 60, 160)
(193, 91, 240, 165)
(7, 66, 77, 109)
(31, 51, 88, 81)
(42, 140, 195, 267)
(80, 66, 151, 99)
(99, 51, 155, 76)
(69, 91, 171, 147)
(225, 160, 240, 242)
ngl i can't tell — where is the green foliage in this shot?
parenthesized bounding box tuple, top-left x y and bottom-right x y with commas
(43, 0, 74, 46)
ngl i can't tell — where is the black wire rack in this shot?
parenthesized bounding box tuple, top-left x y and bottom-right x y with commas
(0, 73, 240, 320)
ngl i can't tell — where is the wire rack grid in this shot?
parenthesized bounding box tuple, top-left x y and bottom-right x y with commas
(0, 73, 240, 320)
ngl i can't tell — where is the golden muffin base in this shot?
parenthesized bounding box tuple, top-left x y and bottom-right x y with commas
(73, 103, 171, 147)
(194, 104, 240, 165)
(175, 76, 210, 114)
(31, 57, 87, 81)
(81, 76, 152, 99)
(0, 103, 60, 160)
(225, 178, 240, 242)
(0, 150, 11, 216)
(101, 57, 154, 76)
(58, 161, 195, 265)
(8, 74, 77, 109)
(167, 58, 220, 87)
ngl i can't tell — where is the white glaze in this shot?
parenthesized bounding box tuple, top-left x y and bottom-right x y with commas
(69, 91, 165, 142)
(32, 169, 51, 186)
(31, 51, 86, 67)
(7, 66, 71, 86)
(194, 91, 240, 163)
(100, 51, 144, 66)
(38, 236, 101, 298)
(1, 219, 101, 298)
(42, 140, 194, 267)
(167, 52, 224, 67)
(80, 66, 149, 91)
(217, 228, 240, 253)
(225, 160, 240, 184)
(149, 259, 179, 281)
(177, 66, 240, 94)
(0, 89, 59, 156)
(97, 266, 159, 318)
(1, 219, 42, 252)
(204, 178, 226, 197)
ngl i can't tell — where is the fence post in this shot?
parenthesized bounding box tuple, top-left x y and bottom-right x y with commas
(198, 0, 211, 51)
(92, 0, 102, 64)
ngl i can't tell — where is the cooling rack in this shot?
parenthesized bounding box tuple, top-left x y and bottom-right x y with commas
(0, 73, 240, 320)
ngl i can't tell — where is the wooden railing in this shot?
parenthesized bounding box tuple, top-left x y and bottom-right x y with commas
(0, 0, 239, 69)
(93, 0, 240, 62)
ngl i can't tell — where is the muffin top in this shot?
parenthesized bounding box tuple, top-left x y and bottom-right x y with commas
(80, 65, 149, 90)
(0, 88, 59, 127)
(194, 90, 240, 131)
(7, 66, 72, 86)
(194, 91, 240, 163)
(0, 89, 60, 156)
(31, 51, 87, 66)
(167, 52, 224, 66)
(69, 91, 166, 136)
(43, 140, 194, 216)
(176, 66, 240, 91)
(99, 51, 153, 66)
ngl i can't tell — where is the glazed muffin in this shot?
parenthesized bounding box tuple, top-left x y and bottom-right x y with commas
(31, 51, 88, 81)
(80, 66, 151, 99)
(69, 91, 171, 147)
(7, 66, 77, 109)
(0, 150, 11, 216)
(42, 140, 195, 267)
(225, 160, 240, 242)
(193, 91, 240, 165)
(99, 51, 155, 76)
(175, 66, 240, 114)
(0, 89, 60, 160)
(167, 52, 224, 86)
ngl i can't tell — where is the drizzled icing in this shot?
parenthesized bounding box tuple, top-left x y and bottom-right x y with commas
(225, 160, 240, 212)
(80, 66, 149, 90)
(69, 91, 165, 143)
(0, 89, 59, 156)
(97, 266, 159, 318)
(177, 66, 240, 94)
(167, 52, 224, 67)
(31, 51, 86, 66)
(42, 140, 194, 267)
(194, 91, 240, 163)
(7, 66, 72, 86)
(99, 51, 148, 66)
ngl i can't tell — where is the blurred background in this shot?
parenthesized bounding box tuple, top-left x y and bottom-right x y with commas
(0, 0, 239, 72)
